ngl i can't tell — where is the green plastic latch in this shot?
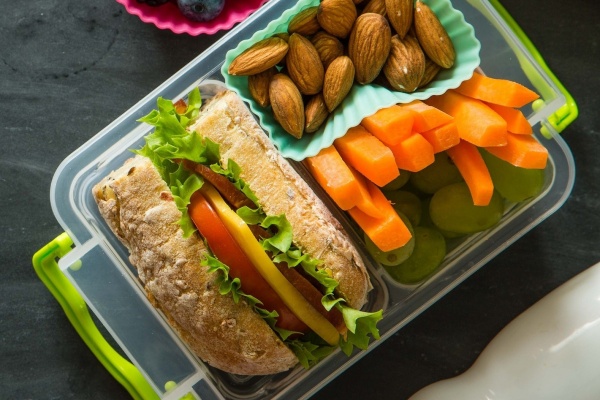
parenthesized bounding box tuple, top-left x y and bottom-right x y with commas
(32, 233, 160, 400)
(491, 0, 578, 135)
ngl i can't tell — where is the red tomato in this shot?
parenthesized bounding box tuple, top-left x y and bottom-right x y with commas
(188, 190, 308, 333)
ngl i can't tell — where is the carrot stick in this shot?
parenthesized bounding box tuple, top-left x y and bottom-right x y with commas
(446, 140, 494, 206)
(387, 133, 435, 172)
(334, 125, 400, 187)
(485, 102, 533, 135)
(347, 180, 412, 252)
(419, 121, 460, 153)
(399, 100, 454, 133)
(349, 166, 386, 218)
(454, 71, 540, 108)
(305, 145, 360, 210)
(484, 132, 549, 169)
(360, 104, 415, 145)
(425, 90, 508, 147)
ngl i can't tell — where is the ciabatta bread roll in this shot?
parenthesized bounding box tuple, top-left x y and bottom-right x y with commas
(93, 89, 377, 375)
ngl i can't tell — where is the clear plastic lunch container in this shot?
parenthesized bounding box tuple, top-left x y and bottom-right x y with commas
(33, 0, 577, 399)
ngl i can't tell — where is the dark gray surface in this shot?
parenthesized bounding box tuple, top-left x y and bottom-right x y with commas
(1, 0, 599, 399)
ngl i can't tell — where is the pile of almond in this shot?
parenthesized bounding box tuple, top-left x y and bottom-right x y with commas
(228, 0, 456, 139)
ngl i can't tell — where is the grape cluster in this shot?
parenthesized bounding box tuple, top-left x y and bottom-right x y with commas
(367, 151, 545, 285)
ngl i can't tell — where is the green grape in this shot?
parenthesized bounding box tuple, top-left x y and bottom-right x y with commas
(421, 198, 467, 239)
(409, 152, 464, 194)
(430, 182, 504, 234)
(386, 190, 422, 227)
(481, 149, 546, 202)
(438, 227, 467, 239)
(420, 198, 465, 257)
(419, 196, 435, 227)
(384, 226, 446, 284)
(382, 170, 411, 191)
(364, 211, 415, 266)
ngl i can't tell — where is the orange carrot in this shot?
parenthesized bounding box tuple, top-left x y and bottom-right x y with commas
(360, 104, 414, 145)
(484, 132, 548, 169)
(420, 121, 460, 153)
(305, 145, 360, 210)
(388, 133, 435, 172)
(446, 140, 494, 206)
(425, 90, 508, 147)
(454, 71, 540, 108)
(334, 125, 400, 187)
(347, 180, 412, 252)
(399, 100, 454, 133)
(485, 102, 533, 135)
(349, 166, 386, 218)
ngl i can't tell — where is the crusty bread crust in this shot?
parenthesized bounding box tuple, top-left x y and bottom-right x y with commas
(93, 156, 298, 375)
(92, 89, 372, 375)
(191, 90, 371, 309)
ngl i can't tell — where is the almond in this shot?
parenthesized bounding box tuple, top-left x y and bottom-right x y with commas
(348, 13, 392, 84)
(274, 32, 290, 42)
(228, 37, 289, 76)
(269, 73, 305, 139)
(362, 0, 387, 16)
(383, 34, 425, 92)
(311, 31, 345, 69)
(419, 56, 442, 88)
(323, 56, 356, 112)
(385, 0, 413, 38)
(288, 6, 321, 36)
(305, 94, 330, 133)
(248, 67, 276, 107)
(414, 0, 455, 68)
(286, 33, 325, 95)
(317, 0, 357, 39)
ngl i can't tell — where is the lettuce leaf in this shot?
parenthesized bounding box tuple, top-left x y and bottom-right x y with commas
(322, 296, 383, 356)
(211, 159, 260, 206)
(135, 87, 216, 237)
(238, 208, 383, 357)
(135, 87, 383, 365)
(203, 255, 280, 327)
(287, 336, 336, 369)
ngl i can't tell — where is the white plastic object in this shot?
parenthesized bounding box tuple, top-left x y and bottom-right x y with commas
(409, 261, 600, 400)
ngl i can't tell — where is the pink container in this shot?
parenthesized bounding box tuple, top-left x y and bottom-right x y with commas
(116, 0, 269, 35)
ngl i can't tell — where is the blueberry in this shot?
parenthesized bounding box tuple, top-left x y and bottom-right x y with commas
(177, 0, 225, 22)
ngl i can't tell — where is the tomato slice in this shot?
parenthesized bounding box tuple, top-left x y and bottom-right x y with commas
(188, 190, 308, 334)
(200, 184, 340, 346)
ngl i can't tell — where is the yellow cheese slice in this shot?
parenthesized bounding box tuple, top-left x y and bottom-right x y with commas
(201, 183, 340, 346)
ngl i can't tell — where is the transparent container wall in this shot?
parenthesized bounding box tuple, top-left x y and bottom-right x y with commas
(459, 0, 566, 126)
(58, 242, 207, 398)
(48, 0, 575, 399)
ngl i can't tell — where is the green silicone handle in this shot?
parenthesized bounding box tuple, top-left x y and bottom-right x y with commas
(32, 233, 160, 400)
(489, 0, 578, 134)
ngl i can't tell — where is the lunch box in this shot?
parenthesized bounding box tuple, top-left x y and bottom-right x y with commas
(33, 0, 577, 399)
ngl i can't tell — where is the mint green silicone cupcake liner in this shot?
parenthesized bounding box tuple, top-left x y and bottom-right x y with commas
(222, 0, 481, 161)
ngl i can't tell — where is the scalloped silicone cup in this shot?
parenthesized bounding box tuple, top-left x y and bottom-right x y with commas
(222, 0, 481, 161)
(116, 0, 268, 36)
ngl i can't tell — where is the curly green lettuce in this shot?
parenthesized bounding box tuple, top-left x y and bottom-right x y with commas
(134, 87, 383, 367)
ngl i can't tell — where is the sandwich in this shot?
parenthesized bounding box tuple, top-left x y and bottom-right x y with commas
(93, 86, 382, 375)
